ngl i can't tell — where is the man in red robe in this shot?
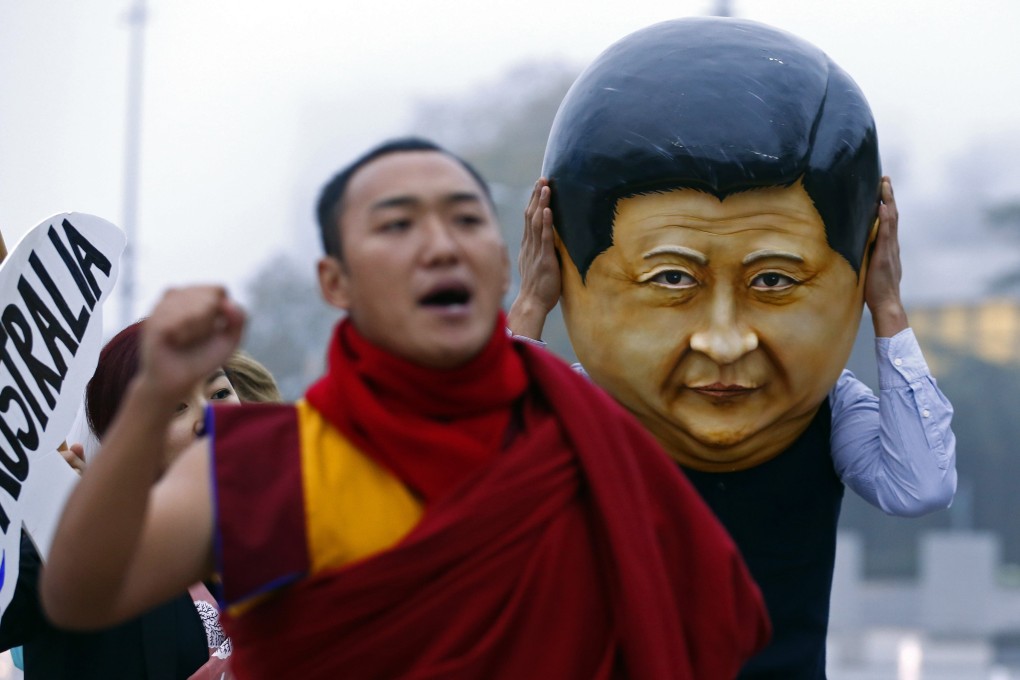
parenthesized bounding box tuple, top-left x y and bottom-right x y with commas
(41, 138, 769, 678)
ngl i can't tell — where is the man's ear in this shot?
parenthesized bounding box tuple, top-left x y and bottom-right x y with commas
(318, 256, 351, 311)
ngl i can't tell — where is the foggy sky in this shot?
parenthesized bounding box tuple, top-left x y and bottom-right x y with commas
(2, 0, 1019, 327)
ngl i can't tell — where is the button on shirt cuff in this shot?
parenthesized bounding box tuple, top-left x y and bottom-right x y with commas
(876, 328, 930, 388)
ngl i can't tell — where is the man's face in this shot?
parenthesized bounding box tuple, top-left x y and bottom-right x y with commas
(559, 181, 866, 471)
(320, 151, 509, 369)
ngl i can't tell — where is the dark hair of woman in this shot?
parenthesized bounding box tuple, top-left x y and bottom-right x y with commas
(85, 320, 144, 440)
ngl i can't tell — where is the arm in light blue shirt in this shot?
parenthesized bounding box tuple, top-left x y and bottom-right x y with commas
(829, 328, 957, 517)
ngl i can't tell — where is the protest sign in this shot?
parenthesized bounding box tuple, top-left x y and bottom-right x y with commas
(0, 214, 124, 618)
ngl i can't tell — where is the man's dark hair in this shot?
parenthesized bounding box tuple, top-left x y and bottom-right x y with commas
(316, 137, 493, 258)
(543, 17, 882, 281)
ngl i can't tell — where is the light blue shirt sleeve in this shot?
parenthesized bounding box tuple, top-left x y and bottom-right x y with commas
(829, 328, 957, 517)
(507, 332, 590, 376)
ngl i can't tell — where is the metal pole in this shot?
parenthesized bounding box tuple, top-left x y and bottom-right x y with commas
(120, 0, 147, 328)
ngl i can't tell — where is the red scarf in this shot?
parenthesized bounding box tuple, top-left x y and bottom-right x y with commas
(305, 315, 527, 502)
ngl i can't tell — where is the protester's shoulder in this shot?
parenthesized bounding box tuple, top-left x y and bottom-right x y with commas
(208, 402, 301, 465)
(212, 401, 296, 415)
(210, 401, 299, 428)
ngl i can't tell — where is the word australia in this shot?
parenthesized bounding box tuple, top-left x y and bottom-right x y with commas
(0, 219, 113, 534)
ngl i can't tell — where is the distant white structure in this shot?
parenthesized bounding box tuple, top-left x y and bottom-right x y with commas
(829, 531, 1020, 679)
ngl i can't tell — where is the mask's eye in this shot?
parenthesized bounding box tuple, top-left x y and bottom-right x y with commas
(173, 402, 188, 415)
(750, 272, 798, 290)
(648, 269, 697, 288)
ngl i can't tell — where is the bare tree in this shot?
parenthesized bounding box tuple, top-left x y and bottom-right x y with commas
(241, 254, 340, 400)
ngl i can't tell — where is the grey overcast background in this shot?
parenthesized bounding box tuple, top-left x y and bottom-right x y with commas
(2, 0, 1019, 329)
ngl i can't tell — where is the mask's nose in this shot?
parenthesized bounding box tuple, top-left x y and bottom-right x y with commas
(689, 286, 758, 365)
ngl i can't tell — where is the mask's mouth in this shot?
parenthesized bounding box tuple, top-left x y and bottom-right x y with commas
(688, 383, 760, 400)
(694, 383, 753, 392)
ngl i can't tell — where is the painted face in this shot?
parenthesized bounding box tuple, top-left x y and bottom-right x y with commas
(559, 181, 867, 471)
(321, 151, 510, 369)
(164, 369, 239, 472)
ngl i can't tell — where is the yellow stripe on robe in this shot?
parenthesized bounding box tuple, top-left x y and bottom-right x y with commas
(296, 399, 424, 575)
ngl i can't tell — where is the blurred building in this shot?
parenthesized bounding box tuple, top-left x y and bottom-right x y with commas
(910, 299, 1020, 371)
(833, 297, 1020, 678)
(829, 531, 1020, 679)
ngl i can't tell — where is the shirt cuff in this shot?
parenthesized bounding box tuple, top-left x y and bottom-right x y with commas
(507, 328, 547, 348)
(875, 328, 931, 387)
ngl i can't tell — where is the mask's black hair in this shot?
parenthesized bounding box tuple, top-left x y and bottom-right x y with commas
(543, 17, 881, 281)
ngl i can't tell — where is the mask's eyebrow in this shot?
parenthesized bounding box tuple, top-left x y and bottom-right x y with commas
(742, 249, 804, 266)
(642, 245, 707, 265)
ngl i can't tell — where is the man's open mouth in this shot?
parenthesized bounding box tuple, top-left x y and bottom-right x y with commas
(420, 284, 471, 308)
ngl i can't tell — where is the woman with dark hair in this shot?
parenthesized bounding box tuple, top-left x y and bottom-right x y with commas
(84, 322, 244, 478)
(0, 320, 276, 679)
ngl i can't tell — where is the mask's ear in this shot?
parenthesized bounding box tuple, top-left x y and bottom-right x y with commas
(858, 215, 881, 285)
(318, 256, 351, 311)
(554, 229, 570, 266)
(554, 229, 579, 287)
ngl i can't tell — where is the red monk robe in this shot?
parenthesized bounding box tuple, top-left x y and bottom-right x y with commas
(209, 320, 769, 679)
